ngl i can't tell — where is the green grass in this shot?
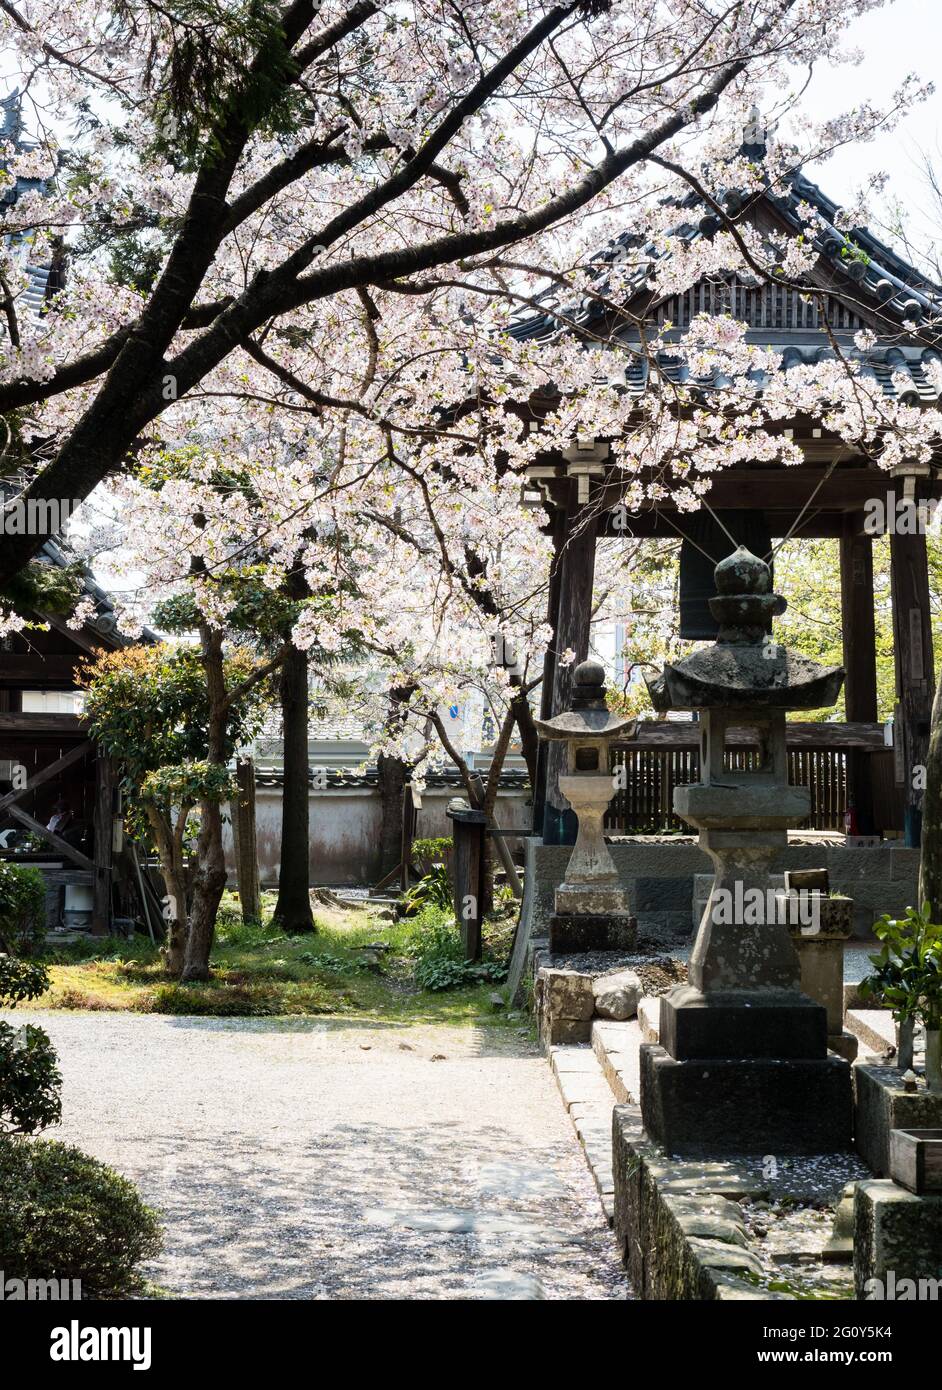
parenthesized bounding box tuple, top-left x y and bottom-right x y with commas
(27, 893, 523, 1028)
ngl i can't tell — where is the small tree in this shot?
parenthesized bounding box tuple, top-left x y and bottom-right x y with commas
(80, 642, 269, 976)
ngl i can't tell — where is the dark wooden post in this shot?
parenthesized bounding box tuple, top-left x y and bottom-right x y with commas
(890, 513, 935, 847)
(532, 503, 567, 835)
(91, 753, 113, 935)
(446, 806, 486, 961)
(400, 782, 417, 890)
(543, 493, 597, 843)
(840, 514, 878, 834)
(233, 757, 261, 924)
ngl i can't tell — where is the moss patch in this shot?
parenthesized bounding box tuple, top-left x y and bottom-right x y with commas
(30, 894, 523, 1029)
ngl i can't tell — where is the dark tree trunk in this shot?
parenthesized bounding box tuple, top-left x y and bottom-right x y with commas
(182, 626, 229, 982)
(377, 752, 409, 878)
(272, 644, 315, 933)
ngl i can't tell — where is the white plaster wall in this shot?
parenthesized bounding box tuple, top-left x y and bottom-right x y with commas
(223, 785, 531, 886)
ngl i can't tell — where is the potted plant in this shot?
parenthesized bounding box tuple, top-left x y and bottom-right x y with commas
(859, 904, 942, 1093)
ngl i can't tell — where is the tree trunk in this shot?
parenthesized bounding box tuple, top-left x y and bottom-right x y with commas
(272, 644, 314, 933)
(377, 752, 409, 877)
(918, 672, 942, 921)
(145, 803, 188, 977)
(512, 687, 539, 788)
(182, 626, 230, 981)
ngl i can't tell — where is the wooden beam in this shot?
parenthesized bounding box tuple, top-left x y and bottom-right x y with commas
(41, 612, 106, 656)
(0, 739, 94, 815)
(0, 712, 83, 733)
(544, 492, 597, 843)
(890, 527, 935, 846)
(7, 804, 95, 871)
(619, 720, 886, 751)
(595, 467, 942, 518)
(0, 655, 82, 685)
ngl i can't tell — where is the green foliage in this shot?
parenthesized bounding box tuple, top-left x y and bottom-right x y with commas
(80, 642, 266, 824)
(0, 954, 50, 1006)
(412, 837, 453, 861)
(142, 760, 235, 808)
(400, 862, 453, 916)
(0, 1135, 162, 1296)
(0, 1023, 62, 1134)
(0, 863, 47, 956)
(0, 558, 83, 619)
(859, 903, 942, 1027)
(404, 912, 507, 992)
(0, 937, 60, 1135)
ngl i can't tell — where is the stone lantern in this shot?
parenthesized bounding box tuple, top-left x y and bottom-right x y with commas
(641, 547, 853, 1155)
(535, 659, 637, 952)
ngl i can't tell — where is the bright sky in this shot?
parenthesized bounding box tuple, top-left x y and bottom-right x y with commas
(801, 0, 942, 255)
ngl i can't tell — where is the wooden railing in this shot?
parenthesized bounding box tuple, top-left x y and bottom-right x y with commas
(607, 721, 885, 834)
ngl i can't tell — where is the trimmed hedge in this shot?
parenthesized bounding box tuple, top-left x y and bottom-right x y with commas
(0, 1136, 163, 1297)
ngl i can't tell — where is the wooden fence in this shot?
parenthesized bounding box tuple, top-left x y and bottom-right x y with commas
(607, 742, 847, 833)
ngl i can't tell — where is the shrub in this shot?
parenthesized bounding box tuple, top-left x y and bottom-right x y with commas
(406, 915, 507, 992)
(0, 953, 60, 1134)
(400, 863, 452, 916)
(0, 1135, 162, 1297)
(0, 862, 47, 956)
(0, 1021, 62, 1134)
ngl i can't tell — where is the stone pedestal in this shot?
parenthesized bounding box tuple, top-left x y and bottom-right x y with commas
(787, 896, 853, 1042)
(641, 1043, 853, 1156)
(549, 910, 637, 954)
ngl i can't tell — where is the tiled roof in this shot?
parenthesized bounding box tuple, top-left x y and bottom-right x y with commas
(507, 154, 942, 401)
(254, 765, 531, 791)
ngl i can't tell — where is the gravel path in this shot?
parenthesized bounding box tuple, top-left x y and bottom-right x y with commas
(12, 1012, 629, 1301)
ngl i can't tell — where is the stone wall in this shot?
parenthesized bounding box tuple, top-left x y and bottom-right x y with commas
(526, 835, 919, 945)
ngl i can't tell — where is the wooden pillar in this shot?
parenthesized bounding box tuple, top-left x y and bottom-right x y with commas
(840, 514, 878, 834)
(532, 504, 567, 835)
(91, 753, 113, 935)
(543, 493, 597, 843)
(890, 517, 935, 847)
(232, 757, 261, 924)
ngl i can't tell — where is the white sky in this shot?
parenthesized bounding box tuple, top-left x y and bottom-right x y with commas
(800, 0, 942, 253)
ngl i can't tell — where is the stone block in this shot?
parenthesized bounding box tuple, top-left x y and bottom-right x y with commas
(826, 847, 897, 882)
(659, 984, 827, 1061)
(549, 912, 636, 953)
(540, 1015, 591, 1047)
(612, 1108, 774, 1299)
(854, 1180, 942, 1294)
(538, 966, 595, 1020)
(592, 968, 641, 1021)
(853, 1064, 942, 1176)
(635, 875, 692, 911)
(828, 1033, 859, 1062)
(640, 1043, 853, 1156)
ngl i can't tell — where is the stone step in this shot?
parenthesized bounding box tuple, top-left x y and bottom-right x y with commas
(591, 1019, 641, 1104)
(638, 995, 660, 1045)
(845, 1008, 897, 1057)
(548, 1043, 617, 1224)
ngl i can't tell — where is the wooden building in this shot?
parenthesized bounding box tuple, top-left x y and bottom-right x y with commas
(0, 538, 151, 934)
(516, 141, 942, 847)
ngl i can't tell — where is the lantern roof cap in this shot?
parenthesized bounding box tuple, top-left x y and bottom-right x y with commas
(535, 659, 636, 740)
